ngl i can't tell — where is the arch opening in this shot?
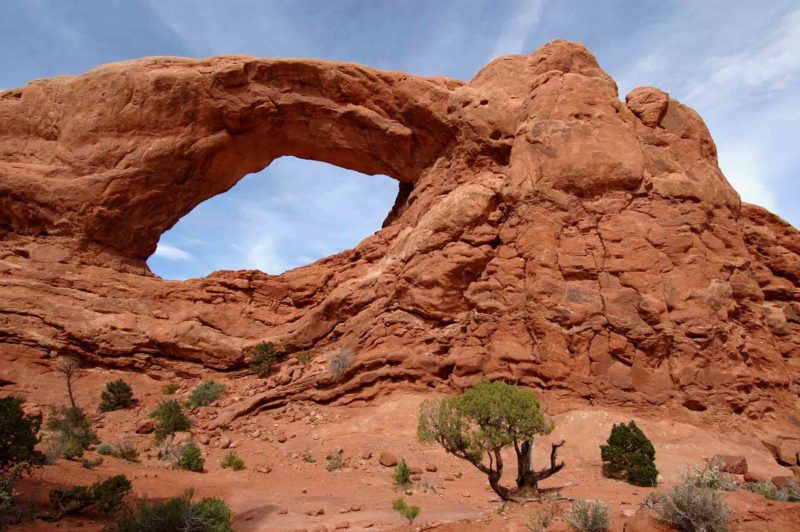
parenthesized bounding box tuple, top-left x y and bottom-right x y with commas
(146, 156, 398, 280)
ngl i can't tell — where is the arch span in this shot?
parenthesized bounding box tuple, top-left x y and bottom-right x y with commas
(0, 56, 459, 260)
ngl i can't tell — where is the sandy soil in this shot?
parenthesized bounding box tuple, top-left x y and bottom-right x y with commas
(4, 359, 800, 531)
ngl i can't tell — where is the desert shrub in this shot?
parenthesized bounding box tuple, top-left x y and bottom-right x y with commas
(149, 399, 191, 441)
(221, 451, 244, 471)
(161, 383, 179, 395)
(392, 497, 420, 525)
(565, 499, 610, 532)
(187, 380, 225, 408)
(114, 440, 140, 462)
(81, 456, 103, 469)
(114, 490, 233, 532)
(683, 463, 738, 491)
(326, 450, 344, 471)
(45, 405, 98, 459)
(97, 442, 113, 455)
(49, 474, 131, 518)
(0, 397, 45, 471)
(655, 483, 729, 532)
(175, 442, 204, 472)
(418, 381, 561, 500)
(249, 341, 280, 377)
(393, 458, 412, 488)
(302, 453, 316, 463)
(527, 496, 559, 532)
(744, 479, 800, 502)
(328, 348, 354, 381)
(600, 421, 658, 487)
(295, 351, 312, 365)
(100, 380, 134, 412)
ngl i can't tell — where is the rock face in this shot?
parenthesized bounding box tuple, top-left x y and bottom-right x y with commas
(1, 40, 798, 417)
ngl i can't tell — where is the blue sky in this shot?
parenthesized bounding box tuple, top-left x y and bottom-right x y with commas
(2, 1, 798, 279)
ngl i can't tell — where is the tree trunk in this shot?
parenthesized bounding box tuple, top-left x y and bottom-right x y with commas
(516, 440, 534, 489)
(66, 375, 76, 410)
(516, 440, 567, 491)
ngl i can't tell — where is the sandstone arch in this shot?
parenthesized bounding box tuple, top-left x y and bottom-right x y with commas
(1, 40, 797, 417)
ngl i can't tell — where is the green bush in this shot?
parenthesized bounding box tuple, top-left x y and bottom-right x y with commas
(600, 421, 658, 487)
(744, 479, 800, 502)
(114, 490, 233, 532)
(49, 474, 131, 518)
(295, 351, 312, 365)
(100, 380, 134, 412)
(97, 442, 114, 456)
(187, 380, 225, 408)
(45, 405, 98, 459)
(392, 497, 420, 525)
(161, 383, 179, 395)
(393, 458, 412, 488)
(250, 341, 280, 377)
(655, 483, 729, 532)
(114, 440, 140, 462)
(221, 451, 244, 471)
(175, 442, 204, 472)
(149, 400, 191, 441)
(326, 451, 344, 471)
(565, 499, 610, 532)
(0, 397, 45, 471)
(328, 349, 354, 381)
(81, 457, 103, 469)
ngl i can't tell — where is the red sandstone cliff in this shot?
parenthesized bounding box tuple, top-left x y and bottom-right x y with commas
(1, 40, 797, 417)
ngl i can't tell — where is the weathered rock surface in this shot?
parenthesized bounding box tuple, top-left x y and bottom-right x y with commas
(1, 40, 798, 417)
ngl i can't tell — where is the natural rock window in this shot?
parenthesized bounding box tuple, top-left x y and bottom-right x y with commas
(146, 157, 397, 280)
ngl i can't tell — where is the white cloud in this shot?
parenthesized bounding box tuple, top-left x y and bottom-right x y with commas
(683, 9, 800, 107)
(488, 0, 544, 60)
(153, 243, 195, 261)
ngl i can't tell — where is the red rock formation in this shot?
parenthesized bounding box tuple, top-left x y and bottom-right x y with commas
(1, 40, 798, 417)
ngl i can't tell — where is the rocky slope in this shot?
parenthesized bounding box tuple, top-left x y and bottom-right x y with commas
(1, 40, 798, 418)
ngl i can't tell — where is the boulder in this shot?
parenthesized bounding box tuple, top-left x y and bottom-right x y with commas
(134, 420, 156, 434)
(710, 455, 748, 474)
(379, 452, 398, 467)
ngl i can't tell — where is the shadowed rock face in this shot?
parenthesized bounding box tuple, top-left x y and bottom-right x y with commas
(1, 40, 797, 416)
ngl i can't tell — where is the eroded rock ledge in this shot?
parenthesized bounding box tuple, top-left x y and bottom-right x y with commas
(1, 40, 798, 417)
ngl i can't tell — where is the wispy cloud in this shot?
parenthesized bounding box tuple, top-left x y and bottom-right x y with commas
(488, 0, 544, 60)
(683, 9, 800, 107)
(153, 243, 195, 261)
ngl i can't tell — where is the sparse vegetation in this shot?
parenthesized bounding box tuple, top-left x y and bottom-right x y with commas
(187, 380, 225, 408)
(81, 456, 103, 469)
(221, 451, 244, 471)
(250, 341, 280, 377)
(49, 474, 131, 519)
(302, 453, 316, 463)
(295, 351, 312, 365)
(113, 490, 233, 532)
(149, 399, 191, 441)
(326, 450, 344, 471)
(175, 441, 204, 472)
(393, 458, 412, 488)
(100, 379, 134, 412)
(392, 497, 420, 525)
(683, 463, 738, 491)
(328, 348, 354, 381)
(654, 483, 730, 532)
(161, 383, 179, 395)
(600, 421, 658, 487)
(97, 442, 113, 456)
(113, 440, 140, 463)
(744, 479, 800, 502)
(1, 397, 45, 528)
(418, 381, 563, 500)
(565, 499, 610, 532)
(55, 356, 81, 410)
(45, 405, 98, 459)
(528, 503, 558, 532)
